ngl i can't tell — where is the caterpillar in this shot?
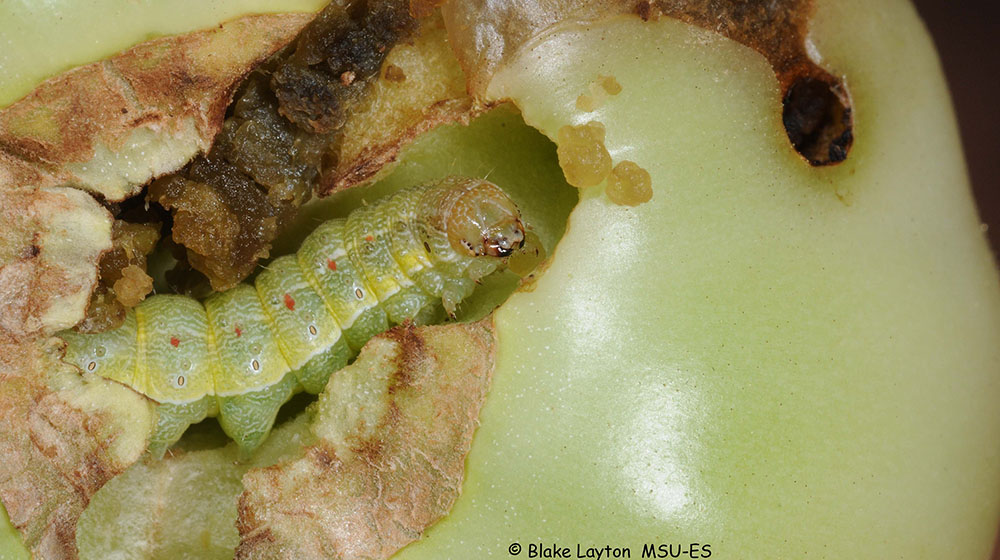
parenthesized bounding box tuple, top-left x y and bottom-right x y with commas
(59, 176, 525, 457)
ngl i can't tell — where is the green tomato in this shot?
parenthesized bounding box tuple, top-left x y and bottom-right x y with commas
(3, 0, 999, 558)
(396, 2, 1000, 558)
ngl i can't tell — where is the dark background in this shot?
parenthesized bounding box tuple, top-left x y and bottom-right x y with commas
(907, 3, 1000, 557)
(911, 1, 999, 257)
(914, 0, 1000, 560)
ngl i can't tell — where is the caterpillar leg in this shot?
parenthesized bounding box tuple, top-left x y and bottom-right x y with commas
(342, 306, 389, 352)
(413, 302, 446, 326)
(292, 338, 350, 394)
(382, 287, 437, 325)
(217, 374, 297, 457)
(442, 278, 476, 316)
(149, 396, 218, 458)
(207, 286, 295, 456)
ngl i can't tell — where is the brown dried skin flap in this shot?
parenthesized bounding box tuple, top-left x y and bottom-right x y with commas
(236, 320, 496, 560)
(0, 13, 314, 202)
(0, 188, 112, 338)
(441, 0, 853, 165)
(0, 13, 315, 338)
(0, 336, 155, 560)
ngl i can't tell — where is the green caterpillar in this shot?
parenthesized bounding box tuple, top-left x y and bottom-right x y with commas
(60, 177, 525, 457)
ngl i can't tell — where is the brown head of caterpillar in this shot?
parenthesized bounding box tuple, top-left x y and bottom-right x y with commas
(445, 179, 526, 259)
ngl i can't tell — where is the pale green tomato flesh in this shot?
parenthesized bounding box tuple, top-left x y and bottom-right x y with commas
(4, 0, 1000, 557)
(0, 0, 326, 108)
(0, 504, 25, 560)
(396, 1, 1000, 558)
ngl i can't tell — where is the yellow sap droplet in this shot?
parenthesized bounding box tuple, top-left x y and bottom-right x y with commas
(606, 160, 653, 207)
(575, 75, 622, 113)
(598, 74, 623, 95)
(556, 121, 612, 188)
(576, 94, 599, 112)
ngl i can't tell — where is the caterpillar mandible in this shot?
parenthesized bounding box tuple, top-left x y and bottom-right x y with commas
(59, 177, 525, 457)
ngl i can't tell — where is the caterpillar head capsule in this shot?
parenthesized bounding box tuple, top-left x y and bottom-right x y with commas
(446, 179, 525, 258)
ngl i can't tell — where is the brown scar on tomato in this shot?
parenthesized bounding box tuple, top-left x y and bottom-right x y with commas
(236, 319, 496, 560)
(0, 336, 154, 560)
(441, 0, 852, 166)
(634, 0, 852, 165)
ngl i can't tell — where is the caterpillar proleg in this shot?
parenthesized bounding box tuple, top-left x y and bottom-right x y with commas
(59, 177, 525, 456)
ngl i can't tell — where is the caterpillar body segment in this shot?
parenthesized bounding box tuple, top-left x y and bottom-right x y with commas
(60, 177, 525, 457)
(255, 255, 349, 393)
(136, 295, 214, 403)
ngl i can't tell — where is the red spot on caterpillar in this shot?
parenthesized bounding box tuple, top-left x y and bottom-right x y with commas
(365, 235, 374, 242)
(284, 293, 296, 310)
(235, 325, 242, 337)
(327, 259, 337, 271)
(170, 337, 180, 347)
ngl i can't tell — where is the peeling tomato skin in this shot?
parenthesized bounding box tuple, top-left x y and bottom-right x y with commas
(235, 320, 497, 560)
